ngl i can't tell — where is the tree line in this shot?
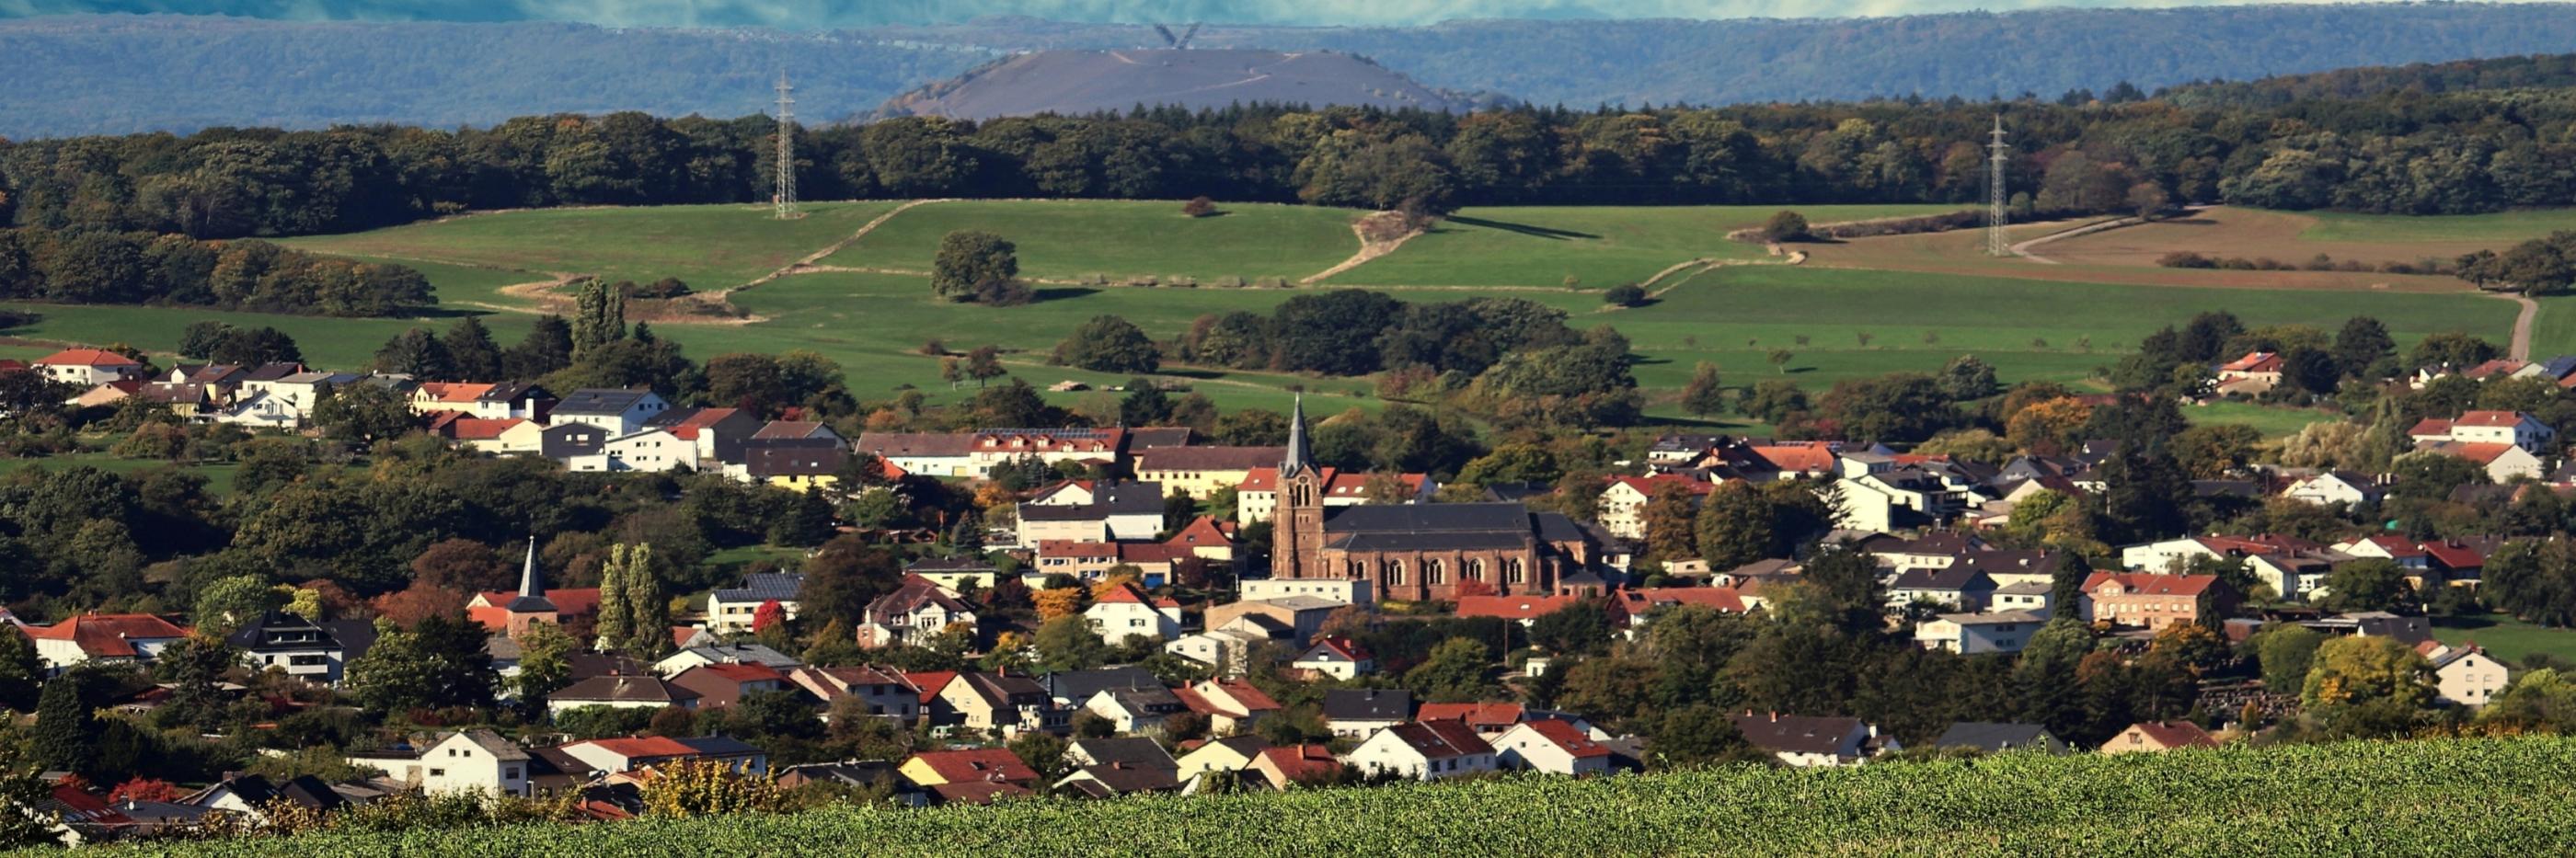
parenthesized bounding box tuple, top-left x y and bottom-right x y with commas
(0, 228, 432, 316)
(11, 81, 2576, 248)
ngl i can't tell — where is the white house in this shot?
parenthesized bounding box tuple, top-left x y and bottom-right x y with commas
(2414, 442, 2545, 484)
(1085, 582, 1184, 646)
(344, 730, 533, 797)
(34, 349, 144, 386)
(1238, 577, 1373, 606)
(1593, 475, 1716, 539)
(1342, 720, 1496, 781)
(2283, 471, 2381, 507)
(858, 577, 978, 648)
(1292, 636, 1376, 681)
(1493, 719, 1616, 776)
(547, 388, 672, 436)
(224, 612, 345, 683)
(557, 736, 767, 777)
(1914, 610, 2047, 655)
(1731, 712, 1894, 767)
(707, 573, 805, 635)
(1988, 581, 2054, 615)
(20, 613, 190, 674)
(2429, 644, 2509, 708)
(2410, 410, 2556, 454)
(571, 428, 696, 473)
(1165, 627, 1271, 676)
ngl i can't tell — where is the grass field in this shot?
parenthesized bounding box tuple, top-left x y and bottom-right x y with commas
(2299, 208, 2576, 243)
(280, 200, 909, 292)
(1328, 203, 1967, 288)
(822, 200, 1363, 282)
(0, 452, 245, 493)
(2433, 612, 2576, 666)
(2183, 401, 2347, 437)
(77, 737, 2576, 857)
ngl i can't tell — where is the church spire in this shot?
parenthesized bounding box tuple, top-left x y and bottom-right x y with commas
(506, 535, 555, 612)
(1283, 393, 1312, 474)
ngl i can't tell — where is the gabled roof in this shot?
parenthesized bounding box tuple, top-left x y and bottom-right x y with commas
(21, 613, 191, 657)
(36, 348, 141, 367)
(1069, 737, 1180, 771)
(1888, 566, 1996, 592)
(1164, 515, 1237, 548)
(2455, 410, 2536, 428)
(2420, 441, 2523, 465)
(752, 420, 835, 440)
(1378, 720, 1494, 759)
(1934, 722, 2055, 752)
(714, 573, 806, 603)
(1731, 712, 1867, 756)
(1175, 679, 1280, 717)
(1040, 666, 1163, 704)
(1254, 744, 1342, 784)
(1418, 701, 1524, 728)
(553, 388, 657, 415)
(1321, 688, 1412, 721)
(2218, 351, 2281, 372)
(907, 748, 1039, 784)
(1513, 718, 1612, 758)
(855, 431, 979, 458)
(1299, 635, 1374, 663)
(1603, 474, 1719, 497)
(1092, 582, 1180, 609)
(2124, 720, 2217, 749)
(551, 675, 698, 704)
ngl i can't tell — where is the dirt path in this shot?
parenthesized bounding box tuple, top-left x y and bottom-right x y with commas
(2009, 216, 2144, 265)
(1302, 216, 1424, 284)
(721, 199, 947, 296)
(2497, 292, 2539, 361)
(490, 272, 585, 313)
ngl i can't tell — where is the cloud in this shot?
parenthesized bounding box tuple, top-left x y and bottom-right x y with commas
(0, 0, 2489, 28)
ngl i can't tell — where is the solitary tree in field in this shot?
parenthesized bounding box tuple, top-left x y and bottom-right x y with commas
(1604, 283, 1646, 306)
(1682, 362, 1726, 418)
(1767, 349, 1793, 374)
(933, 231, 1018, 303)
(1761, 210, 1811, 242)
(1182, 197, 1217, 217)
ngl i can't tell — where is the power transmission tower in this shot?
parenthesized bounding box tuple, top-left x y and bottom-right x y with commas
(772, 71, 800, 221)
(1986, 114, 2009, 257)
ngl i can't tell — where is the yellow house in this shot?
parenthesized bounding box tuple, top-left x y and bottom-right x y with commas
(740, 439, 848, 494)
(1175, 735, 1271, 780)
(1133, 446, 1287, 500)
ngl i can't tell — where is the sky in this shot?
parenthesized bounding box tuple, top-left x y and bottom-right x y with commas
(0, 0, 2463, 29)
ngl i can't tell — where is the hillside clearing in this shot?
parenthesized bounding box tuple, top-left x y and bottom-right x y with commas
(822, 199, 1362, 283)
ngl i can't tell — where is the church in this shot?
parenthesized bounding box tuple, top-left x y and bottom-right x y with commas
(1270, 397, 1597, 601)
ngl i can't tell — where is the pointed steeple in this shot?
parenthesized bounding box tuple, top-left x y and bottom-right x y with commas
(1282, 393, 1312, 475)
(506, 535, 556, 612)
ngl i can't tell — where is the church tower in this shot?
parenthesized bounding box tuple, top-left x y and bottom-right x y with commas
(1271, 395, 1328, 579)
(501, 535, 558, 638)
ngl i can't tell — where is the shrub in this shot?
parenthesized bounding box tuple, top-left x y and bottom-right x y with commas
(1182, 197, 1217, 218)
(2157, 251, 2216, 269)
(1762, 210, 1811, 242)
(1604, 283, 1647, 306)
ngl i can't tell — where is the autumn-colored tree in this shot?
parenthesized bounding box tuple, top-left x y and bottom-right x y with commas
(370, 581, 466, 628)
(2303, 635, 2434, 711)
(409, 538, 512, 592)
(641, 758, 785, 818)
(2006, 396, 2095, 455)
(1639, 482, 1703, 563)
(751, 600, 786, 635)
(106, 777, 178, 804)
(1033, 587, 1087, 621)
(1089, 569, 1143, 600)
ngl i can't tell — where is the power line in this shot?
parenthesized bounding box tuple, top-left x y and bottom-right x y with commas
(1986, 113, 2009, 257)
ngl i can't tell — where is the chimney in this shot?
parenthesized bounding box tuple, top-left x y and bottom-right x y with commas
(1767, 712, 1779, 723)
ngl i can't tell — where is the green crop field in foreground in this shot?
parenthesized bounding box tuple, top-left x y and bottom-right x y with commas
(72, 737, 2576, 857)
(824, 199, 1364, 282)
(2297, 208, 2576, 243)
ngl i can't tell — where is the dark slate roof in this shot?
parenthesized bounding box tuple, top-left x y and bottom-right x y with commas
(239, 362, 305, 382)
(540, 422, 608, 458)
(316, 618, 378, 664)
(1064, 762, 1180, 796)
(676, 736, 765, 757)
(552, 675, 698, 704)
(742, 438, 846, 477)
(1121, 427, 1194, 451)
(1478, 481, 1556, 502)
(1018, 481, 1166, 521)
(1933, 722, 2056, 752)
(1320, 502, 1585, 553)
(224, 611, 340, 653)
(1041, 666, 1165, 704)
(553, 388, 655, 415)
(207, 774, 349, 812)
(1949, 551, 2064, 579)
(1322, 688, 1413, 721)
(1731, 713, 1864, 756)
(1888, 566, 1995, 591)
(715, 573, 806, 603)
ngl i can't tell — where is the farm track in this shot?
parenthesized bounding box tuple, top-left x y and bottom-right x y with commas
(2499, 292, 2539, 360)
(722, 199, 949, 297)
(1303, 216, 1423, 284)
(2009, 215, 2144, 264)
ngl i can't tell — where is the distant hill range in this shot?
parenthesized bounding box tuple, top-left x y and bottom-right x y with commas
(11, 5, 2576, 137)
(877, 48, 1463, 120)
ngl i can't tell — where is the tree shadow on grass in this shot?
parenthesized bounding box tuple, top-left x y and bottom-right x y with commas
(1031, 287, 1101, 303)
(1445, 216, 1601, 241)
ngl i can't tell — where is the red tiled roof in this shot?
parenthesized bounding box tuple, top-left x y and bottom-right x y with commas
(1456, 594, 1582, 621)
(2435, 442, 2519, 465)
(447, 417, 528, 440)
(2082, 573, 2217, 597)
(903, 670, 959, 704)
(1306, 635, 1373, 662)
(1164, 515, 1237, 548)
(418, 382, 497, 403)
(2126, 720, 2217, 749)
(690, 662, 785, 682)
(665, 407, 742, 440)
(2421, 541, 2486, 569)
(2409, 418, 2455, 437)
(575, 737, 696, 760)
(1617, 586, 1747, 615)
(1604, 475, 1718, 497)
(2218, 351, 2280, 372)
(1743, 442, 1836, 474)
(1093, 581, 1181, 609)
(37, 348, 141, 367)
(1518, 718, 1612, 758)
(2456, 410, 2532, 428)
(1418, 702, 1524, 728)
(1256, 744, 1341, 782)
(20, 613, 191, 657)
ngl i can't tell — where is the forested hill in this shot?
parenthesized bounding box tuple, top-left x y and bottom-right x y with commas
(13, 4, 2576, 137)
(2162, 52, 2576, 109)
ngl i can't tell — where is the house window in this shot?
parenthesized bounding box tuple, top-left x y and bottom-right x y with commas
(505, 767, 520, 779)
(431, 768, 447, 776)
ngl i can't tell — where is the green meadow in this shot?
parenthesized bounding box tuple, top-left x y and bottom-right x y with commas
(279, 200, 909, 291)
(1326, 203, 1970, 288)
(2297, 208, 2576, 243)
(822, 199, 1363, 282)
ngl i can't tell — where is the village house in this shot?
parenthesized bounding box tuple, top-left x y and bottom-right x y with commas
(667, 662, 789, 709)
(1174, 679, 1282, 735)
(1292, 636, 1376, 681)
(35, 348, 144, 386)
(653, 642, 802, 676)
(1133, 445, 1287, 500)
(970, 427, 1128, 474)
(2282, 471, 2384, 507)
(1081, 684, 1190, 733)
(2414, 441, 2545, 483)
(905, 556, 1001, 592)
(1174, 735, 1271, 781)
(546, 388, 672, 436)
(853, 431, 979, 478)
(707, 572, 804, 635)
(558, 736, 767, 777)
(857, 576, 978, 648)
(183, 775, 349, 825)
(1034, 540, 1194, 584)
(1731, 712, 1896, 767)
(2425, 643, 2508, 707)
(2214, 351, 2283, 393)
(1205, 596, 1340, 646)
(937, 671, 1065, 737)
(899, 748, 1040, 790)
(224, 611, 344, 683)
(1248, 744, 1343, 789)
(2409, 410, 2557, 453)
(344, 730, 533, 797)
(1238, 577, 1372, 605)
(735, 437, 849, 493)
(1084, 582, 1185, 646)
(1164, 623, 1273, 675)
(783, 665, 921, 724)
(1914, 610, 2047, 654)
(1015, 480, 1167, 548)
(1884, 566, 1996, 612)
(408, 382, 556, 421)
(1344, 720, 1497, 781)
(1494, 719, 1617, 776)
(2102, 720, 2218, 754)
(546, 675, 699, 715)
(1322, 688, 1413, 738)
(2082, 573, 2231, 631)
(21, 613, 191, 674)
(1593, 475, 1719, 539)
(1235, 467, 1434, 525)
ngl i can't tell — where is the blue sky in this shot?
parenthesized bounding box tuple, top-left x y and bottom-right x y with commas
(0, 0, 2443, 29)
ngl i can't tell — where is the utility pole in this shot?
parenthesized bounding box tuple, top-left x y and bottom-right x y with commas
(773, 71, 799, 220)
(1986, 114, 2009, 257)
